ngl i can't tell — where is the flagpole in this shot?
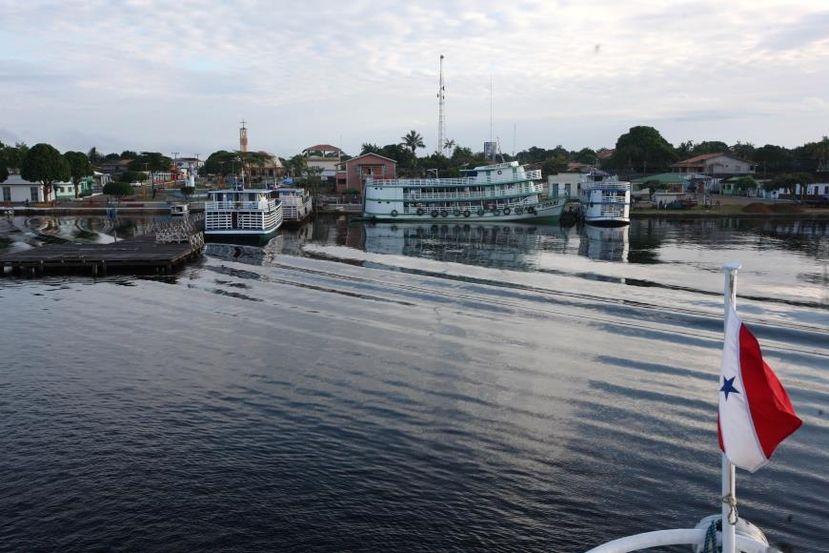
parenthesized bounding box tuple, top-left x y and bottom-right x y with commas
(721, 261, 741, 553)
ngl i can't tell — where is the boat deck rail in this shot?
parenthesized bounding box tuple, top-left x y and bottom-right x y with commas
(582, 181, 630, 191)
(205, 199, 279, 211)
(405, 184, 541, 202)
(367, 173, 542, 188)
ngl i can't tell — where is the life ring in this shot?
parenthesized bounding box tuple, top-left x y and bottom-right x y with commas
(463, 210, 470, 218)
(503, 207, 511, 215)
(416, 208, 424, 216)
(453, 209, 460, 217)
(477, 208, 485, 216)
(497, 170, 502, 175)
(431, 210, 439, 218)
(391, 209, 398, 217)
(515, 207, 523, 215)
(440, 210, 448, 217)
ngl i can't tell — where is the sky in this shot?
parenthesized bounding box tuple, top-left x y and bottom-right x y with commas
(0, 0, 827, 158)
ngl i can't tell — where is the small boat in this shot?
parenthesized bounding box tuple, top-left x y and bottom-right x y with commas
(273, 186, 313, 223)
(169, 203, 189, 217)
(579, 170, 631, 226)
(363, 161, 566, 223)
(204, 187, 283, 242)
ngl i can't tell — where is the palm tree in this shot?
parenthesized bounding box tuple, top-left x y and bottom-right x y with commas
(401, 130, 425, 155)
(443, 138, 456, 155)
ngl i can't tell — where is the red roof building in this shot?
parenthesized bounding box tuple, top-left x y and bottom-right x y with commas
(336, 153, 397, 194)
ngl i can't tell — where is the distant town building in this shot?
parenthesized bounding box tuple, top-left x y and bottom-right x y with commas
(671, 153, 754, 176)
(336, 153, 397, 194)
(303, 144, 343, 181)
(1, 175, 60, 203)
(246, 152, 284, 183)
(54, 177, 95, 199)
(546, 172, 585, 199)
(173, 157, 203, 178)
(97, 159, 133, 176)
(596, 148, 615, 161)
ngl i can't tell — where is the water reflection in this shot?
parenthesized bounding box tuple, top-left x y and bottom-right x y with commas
(578, 225, 629, 263)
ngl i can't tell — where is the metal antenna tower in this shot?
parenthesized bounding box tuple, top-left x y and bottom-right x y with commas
(437, 54, 446, 155)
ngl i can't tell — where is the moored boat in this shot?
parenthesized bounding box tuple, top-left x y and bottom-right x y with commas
(273, 186, 313, 223)
(363, 161, 566, 223)
(579, 170, 631, 226)
(204, 187, 283, 242)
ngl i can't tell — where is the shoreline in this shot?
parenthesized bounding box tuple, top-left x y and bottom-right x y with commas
(630, 209, 829, 220)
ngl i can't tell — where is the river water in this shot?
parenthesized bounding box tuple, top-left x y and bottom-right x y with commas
(1, 214, 827, 552)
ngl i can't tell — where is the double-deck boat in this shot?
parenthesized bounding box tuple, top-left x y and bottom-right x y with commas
(204, 187, 283, 242)
(363, 161, 566, 222)
(273, 186, 313, 223)
(578, 170, 631, 226)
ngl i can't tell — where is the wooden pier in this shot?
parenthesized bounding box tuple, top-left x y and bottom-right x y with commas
(0, 218, 205, 277)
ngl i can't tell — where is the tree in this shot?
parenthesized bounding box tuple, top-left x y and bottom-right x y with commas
(64, 151, 93, 198)
(20, 143, 70, 203)
(573, 147, 597, 165)
(753, 144, 794, 175)
(612, 126, 677, 173)
(731, 176, 758, 194)
(0, 142, 28, 172)
(284, 154, 307, 177)
(103, 181, 134, 197)
(0, 164, 7, 183)
(400, 130, 425, 155)
(541, 154, 568, 176)
(201, 150, 239, 177)
(120, 150, 138, 160)
(360, 143, 381, 155)
(118, 170, 142, 184)
(730, 141, 756, 162)
(128, 151, 172, 173)
(690, 141, 729, 156)
(765, 172, 813, 198)
(87, 147, 103, 164)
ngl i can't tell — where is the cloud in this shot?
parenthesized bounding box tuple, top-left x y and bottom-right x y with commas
(0, 0, 827, 154)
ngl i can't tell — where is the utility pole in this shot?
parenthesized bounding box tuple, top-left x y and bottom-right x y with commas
(437, 54, 446, 155)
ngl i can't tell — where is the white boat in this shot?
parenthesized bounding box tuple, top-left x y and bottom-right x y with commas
(579, 170, 631, 226)
(273, 186, 313, 223)
(363, 161, 566, 223)
(204, 187, 283, 241)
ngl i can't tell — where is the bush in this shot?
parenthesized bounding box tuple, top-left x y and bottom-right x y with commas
(103, 181, 134, 197)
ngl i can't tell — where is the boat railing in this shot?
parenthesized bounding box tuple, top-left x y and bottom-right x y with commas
(585, 528, 774, 553)
(405, 185, 541, 201)
(582, 181, 630, 191)
(205, 200, 275, 211)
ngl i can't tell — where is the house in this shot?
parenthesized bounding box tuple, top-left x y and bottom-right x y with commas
(97, 159, 133, 176)
(246, 152, 284, 183)
(596, 148, 614, 161)
(173, 157, 203, 179)
(303, 144, 343, 181)
(54, 177, 95, 199)
(671, 153, 754, 176)
(1, 175, 59, 203)
(336, 153, 397, 194)
(93, 171, 111, 193)
(546, 172, 584, 199)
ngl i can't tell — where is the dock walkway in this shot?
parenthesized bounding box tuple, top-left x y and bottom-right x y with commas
(0, 218, 205, 277)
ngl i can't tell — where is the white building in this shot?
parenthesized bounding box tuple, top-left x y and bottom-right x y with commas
(1, 175, 59, 203)
(303, 144, 343, 180)
(547, 172, 585, 199)
(671, 153, 754, 176)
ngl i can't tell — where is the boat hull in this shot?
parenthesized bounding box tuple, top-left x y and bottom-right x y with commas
(585, 216, 630, 227)
(366, 201, 565, 224)
(204, 224, 281, 245)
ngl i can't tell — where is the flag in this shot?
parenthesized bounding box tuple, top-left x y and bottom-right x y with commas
(718, 306, 802, 472)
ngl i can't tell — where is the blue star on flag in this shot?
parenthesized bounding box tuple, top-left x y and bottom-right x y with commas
(720, 376, 740, 401)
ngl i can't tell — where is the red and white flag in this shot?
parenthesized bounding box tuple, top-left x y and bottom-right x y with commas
(718, 307, 802, 472)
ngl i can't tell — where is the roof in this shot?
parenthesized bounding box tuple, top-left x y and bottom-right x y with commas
(345, 152, 397, 165)
(631, 172, 689, 185)
(303, 144, 343, 154)
(596, 148, 615, 159)
(672, 152, 751, 167)
(3, 175, 71, 185)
